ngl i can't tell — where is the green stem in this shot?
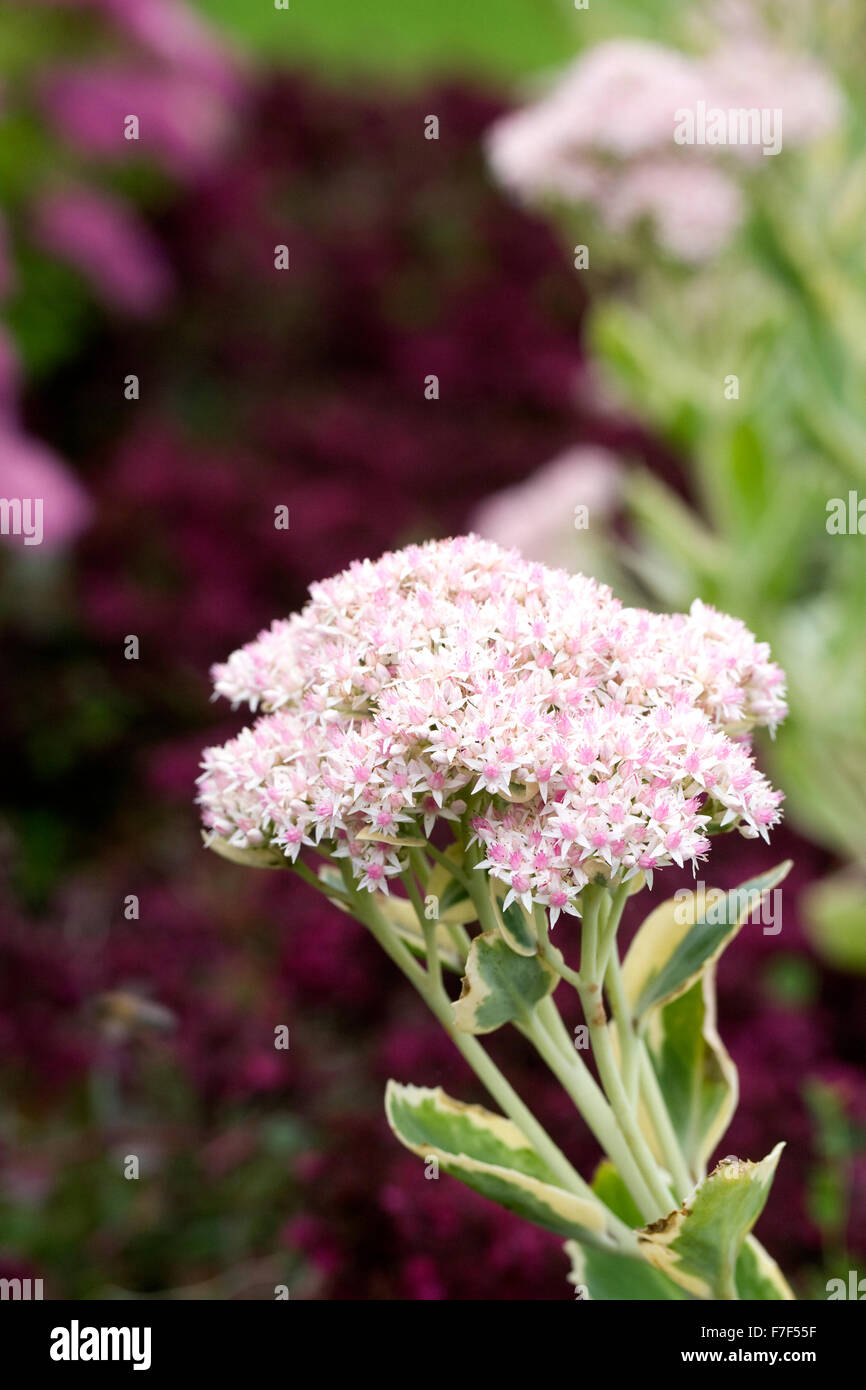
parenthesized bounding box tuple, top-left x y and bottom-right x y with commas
(422, 916, 443, 997)
(338, 863, 614, 1225)
(445, 919, 473, 960)
(525, 1001, 664, 1224)
(426, 840, 474, 893)
(538, 889, 677, 1219)
(597, 882, 629, 979)
(605, 946, 640, 1106)
(409, 847, 432, 881)
(637, 1042, 694, 1201)
(462, 849, 502, 937)
(535, 906, 586, 991)
(581, 886, 602, 980)
(400, 865, 427, 928)
(291, 857, 351, 904)
(582, 992, 675, 1216)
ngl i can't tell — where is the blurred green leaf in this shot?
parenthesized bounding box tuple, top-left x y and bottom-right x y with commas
(194, 0, 581, 80)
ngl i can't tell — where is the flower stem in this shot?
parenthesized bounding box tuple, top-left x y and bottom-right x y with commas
(524, 1000, 665, 1223)
(540, 885, 677, 1218)
(637, 1041, 694, 1200)
(338, 863, 623, 1233)
(582, 985, 676, 1215)
(604, 945, 640, 1106)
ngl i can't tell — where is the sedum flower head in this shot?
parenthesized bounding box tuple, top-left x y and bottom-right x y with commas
(198, 536, 786, 920)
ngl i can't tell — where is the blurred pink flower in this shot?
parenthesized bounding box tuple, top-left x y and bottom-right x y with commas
(536, 41, 707, 160)
(0, 429, 91, 549)
(471, 446, 623, 569)
(702, 40, 843, 158)
(487, 35, 842, 262)
(11, 0, 240, 94)
(39, 66, 233, 175)
(485, 40, 707, 219)
(31, 187, 172, 315)
(607, 158, 743, 262)
(97, 0, 242, 95)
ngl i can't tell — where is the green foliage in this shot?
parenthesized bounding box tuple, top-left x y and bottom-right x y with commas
(452, 931, 556, 1033)
(193, 0, 581, 81)
(385, 1082, 613, 1244)
(643, 978, 737, 1183)
(625, 864, 792, 1020)
(638, 1146, 785, 1300)
(566, 1237, 689, 1300)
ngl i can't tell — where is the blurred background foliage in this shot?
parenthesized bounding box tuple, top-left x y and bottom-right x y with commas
(0, 0, 865, 1299)
(196, 0, 581, 81)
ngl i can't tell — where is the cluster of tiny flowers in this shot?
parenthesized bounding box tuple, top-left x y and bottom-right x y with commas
(198, 536, 786, 920)
(486, 38, 841, 262)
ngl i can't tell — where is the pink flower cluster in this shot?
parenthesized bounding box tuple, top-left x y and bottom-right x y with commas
(198, 537, 786, 919)
(486, 38, 841, 262)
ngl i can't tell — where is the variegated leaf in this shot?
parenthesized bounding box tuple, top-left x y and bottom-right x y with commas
(452, 931, 556, 1034)
(386, 1082, 611, 1245)
(202, 832, 287, 869)
(737, 1235, 795, 1300)
(617, 868, 789, 1182)
(625, 863, 792, 1019)
(566, 1163, 690, 1300)
(643, 973, 738, 1180)
(354, 826, 429, 847)
(637, 1144, 784, 1299)
(489, 879, 538, 956)
(566, 1239, 690, 1301)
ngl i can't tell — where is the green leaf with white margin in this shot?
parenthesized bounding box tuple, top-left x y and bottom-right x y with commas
(354, 825, 429, 847)
(385, 1082, 612, 1245)
(565, 1159, 791, 1300)
(643, 974, 738, 1181)
(736, 1235, 795, 1300)
(625, 863, 792, 1019)
(564, 1161, 691, 1300)
(615, 888, 735, 1180)
(618, 869, 788, 1181)
(637, 1144, 785, 1299)
(566, 1239, 691, 1301)
(202, 832, 288, 869)
(489, 879, 538, 956)
(452, 931, 556, 1034)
